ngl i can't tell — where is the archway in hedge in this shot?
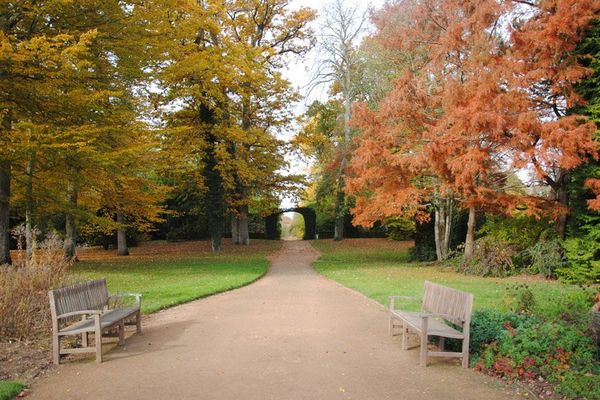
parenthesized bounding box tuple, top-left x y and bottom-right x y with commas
(265, 207, 316, 240)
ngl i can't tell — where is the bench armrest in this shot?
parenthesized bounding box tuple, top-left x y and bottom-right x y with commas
(56, 310, 102, 320)
(431, 312, 465, 324)
(108, 293, 142, 311)
(110, 292, 142, 303)
(389, 295, 419, 311)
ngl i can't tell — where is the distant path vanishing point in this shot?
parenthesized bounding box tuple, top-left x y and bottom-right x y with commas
(30, 241, 517, 400)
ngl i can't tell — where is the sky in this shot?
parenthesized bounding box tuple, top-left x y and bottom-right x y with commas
(284, 0, 387, 114)
(278, 0, 387, 208)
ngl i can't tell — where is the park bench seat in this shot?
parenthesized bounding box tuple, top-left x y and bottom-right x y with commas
(58, 307, 140, 335)
(49, 278, 142, 364)
(391, 310, 465, 339)
(389, 281, 473, 368)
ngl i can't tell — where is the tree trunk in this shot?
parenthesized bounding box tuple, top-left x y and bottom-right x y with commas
(434, 208, 442, 260)
(0, 161, 11, 265)
(210, 229, 222, 252)
(464, 205, 476, 261)
(231, 216, 239, 244)
(116, 212, 129, 256)
(25, 156, 34, 261)
(333, 154, 348, 241)
(333, 185, 345, 241)
(231, 103, 252, 247)
(64, 179, 78, 260)
(203, 133, 225, 253)
(555, 169, 570, 239)
(333, 70, 353, 242)
(434, 198, 453, 261)
(236, 204, 250, 245)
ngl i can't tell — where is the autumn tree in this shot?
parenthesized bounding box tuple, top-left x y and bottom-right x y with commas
(294, 99, 344, 232)
(347, 0, 598, 260)
(220, 0, 315, 246)
(506, 0, 600, 238)
(1, 1, 167, 261)
(157, 0, 269, 252)
(157, 0, 313, 251)
(309, 0, 368, 241)
(0, 1, 99, 262)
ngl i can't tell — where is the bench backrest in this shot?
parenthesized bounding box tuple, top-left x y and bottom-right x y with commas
(422, 281, 473, 327)
(49, 279, 109, 321)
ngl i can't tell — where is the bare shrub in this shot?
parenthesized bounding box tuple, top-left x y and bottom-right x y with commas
(0, 230, 73, 341)
(460, 237, 516, 277)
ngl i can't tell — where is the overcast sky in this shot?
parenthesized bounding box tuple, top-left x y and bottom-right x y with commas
(283, 0, 386, 116)
(278, 0, 387, 208)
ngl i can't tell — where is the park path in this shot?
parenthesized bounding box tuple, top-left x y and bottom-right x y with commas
(30, 241, 517, 400)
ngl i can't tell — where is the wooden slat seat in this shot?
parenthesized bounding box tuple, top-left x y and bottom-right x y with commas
(58, 307, 140, 336)
(49, 279, 142, 364)
(391, 311, 465, 339)
(389, 281, 473, 368)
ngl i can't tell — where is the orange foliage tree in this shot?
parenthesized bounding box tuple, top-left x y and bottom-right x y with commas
(347, 0, 598, 260)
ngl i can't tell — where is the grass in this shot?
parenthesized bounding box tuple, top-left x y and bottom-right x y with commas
(312, 239, 584, 313)
(0, 381, 24, 400)
(72, 239, 280, 314)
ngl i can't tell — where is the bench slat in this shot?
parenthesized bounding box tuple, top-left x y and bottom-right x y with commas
(391, 310, 464, 339)
(58, 307, 140, 335)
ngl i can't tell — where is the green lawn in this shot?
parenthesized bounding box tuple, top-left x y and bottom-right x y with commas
(312, 239, 583, 314)
(0, 381, 24, 400)
(72, 239, 280, 314)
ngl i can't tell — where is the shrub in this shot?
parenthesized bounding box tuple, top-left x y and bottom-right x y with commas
(503, 284, 537, 314)
(478, 215, 549, 252)
(385, 217, 416, 241)
(521, 237, 566, 278)
(470, 310, 514, 356)
(409, 218, 436, 261)
(477, 318, 598, 398)
(469, 309, 537, 359)
(560, 238, 600, 284)
(535, 288, 596, 330)
(473, 289, 599, 399)
(408, 244, 437, 262)
(558, 370, 600, 399)
(0, 232, 73, 341)
(460, 237, 516, 277)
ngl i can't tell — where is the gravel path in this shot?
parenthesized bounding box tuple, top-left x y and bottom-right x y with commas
(30, 241, 517, 400)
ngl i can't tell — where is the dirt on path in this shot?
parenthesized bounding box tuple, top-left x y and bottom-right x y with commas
(29, 241, 517, 400)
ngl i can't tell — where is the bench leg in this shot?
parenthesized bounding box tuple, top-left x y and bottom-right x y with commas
(94, 315, 102, 364)
(462, 340, 469, 368)
(52, 334, 60, 365)
(119, 320, 125, 346)
(82, 332, 88, 348)
(420, 332, 428, 367)
(401, 320, 408, 350)
(389, 315, 394, 336)
(420, 317, 429, 367)
(439, 337, 444, 351)
(136, 310, 142, 334)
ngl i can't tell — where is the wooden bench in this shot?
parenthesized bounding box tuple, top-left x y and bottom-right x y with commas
(389, 281, 473, 367)
(48, 279, 142, 364)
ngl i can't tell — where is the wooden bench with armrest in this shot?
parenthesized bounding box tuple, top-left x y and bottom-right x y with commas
(389, 281, 473, 367)
(48, 278, 142, 364)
